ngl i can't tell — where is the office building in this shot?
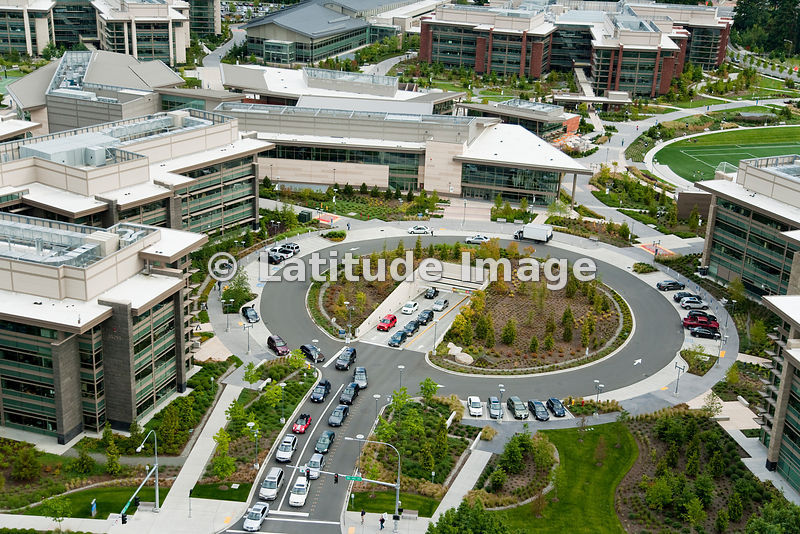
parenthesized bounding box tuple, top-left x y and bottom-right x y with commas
(188, 0, 220, 36)
(457, 99, 580, 140)
(216, 101, 590, 203)
(697, 155, 800, 297)
(0, 212, 207, 442)
(52, 0, 96, 47)
(0, 0, 56, 57)
(418, 1, 731, 97)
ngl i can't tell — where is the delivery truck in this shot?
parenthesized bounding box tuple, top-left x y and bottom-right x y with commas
(514, 223, 553, 243)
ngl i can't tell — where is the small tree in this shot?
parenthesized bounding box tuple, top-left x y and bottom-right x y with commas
(684, 496, 706, 528)
(485, 326, 495, 348)
(701, 392, 723, 418)
(287, 348, 305, 370)
(727, 492, 743, 522)
(73, 446, 96, 475)
(715, 508, 729, 533)
(43, 495, 72, 532)
(243, 361, 260, 385)
(391, 387, 410, 413)
(529, 335, 539, 353)
(101, 422, 114, 448)
(475, 315, 490, 340)
(406, 189, 415, 202)
(128, 418, 143, 452)
(489, 467, 507, 492)
(728, 277, 746, 307)
(726, 363, 740, 385)
(419, 377, 438, 404)
(688, 205, 700, 231)
(262, 383, 282, 408)
(562, 322, 573, 342)
(360, 182, 368, 195)
(618, 222, 630, 240)
(501, 319, 517, 345)
(105, 439, 122, 476)
(12, 446, 40, 481)
(544, 334, 555, 351)
(212, 455, 236, 480)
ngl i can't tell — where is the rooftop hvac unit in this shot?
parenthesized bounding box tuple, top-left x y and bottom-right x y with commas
(84, 146, 106, 167)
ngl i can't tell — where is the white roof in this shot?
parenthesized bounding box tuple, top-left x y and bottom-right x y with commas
(22, 182, 108, 216)
(763, 295, 800, 329)
(97, 181, 172, 209)
(296, 95, 433, 115)
(0, 289, 111, 332)
(255, 132, 424, 151)
(150, 137, 272, 172)
(782, 229, 800, 246)
(99, 272, 183, 313)
(140, 227, 207, 263)
(0, 119, 40, 141)
(458, 124, 590, 174)
(696, 180, 800, 226)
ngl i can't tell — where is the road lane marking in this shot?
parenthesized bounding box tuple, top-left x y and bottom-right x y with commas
(324, 347, 347, 368)
(661, 386, 669, 390)
(269, 510, 309, 517)
(720, 350, 726, 358)
(265, 517, 340, 525)
(277, 383, 344, 510)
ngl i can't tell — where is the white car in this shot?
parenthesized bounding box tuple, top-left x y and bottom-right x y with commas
(680, 297, 709, 310)
(408, 225, 431, 234)
(307, 453, 325, 479)
(467, 396, 483, 417)
(288, 476, 310, 507)
(465, 235, 490, 245)
(432, 299, 449, 312)
(268, 245, 292, 260)
(275, 435, 297, 463)
(242, 502, 269, 532)
(401, 301, 419, 314)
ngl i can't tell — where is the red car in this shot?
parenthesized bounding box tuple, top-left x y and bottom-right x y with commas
(682, 316, 720, 330)
(292, 414, 312, 434)
(377, 314, 397, 331)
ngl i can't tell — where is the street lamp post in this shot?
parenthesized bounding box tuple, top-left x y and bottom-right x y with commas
(674, 362, 686, 395)
(279, 382, 287, 424)
(432, 319, 438, 353)
(593, 379, 604, 403)
(462, 198, 467, 228)
(135, 430, 160, 512)
(246, 421, 260, 469)
(345, 436, 402, 533)
(373, 393, 381, 419)
(344, 301, 353, 344)
(222, 299, 234, 333)
(243, 323, 253, 355)
(499, 384, 505, 423)
(397, 365, 405, 390)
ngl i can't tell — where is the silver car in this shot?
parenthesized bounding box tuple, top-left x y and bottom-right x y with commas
(307, 453, 325, 480)
(432, 299, 449, 312)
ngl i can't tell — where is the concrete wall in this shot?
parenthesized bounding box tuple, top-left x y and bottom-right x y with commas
(29, 108, 49, 135)
(676, 190, 711, 220)
(738, 160, 800, 207)
(422, 140, 464, 195)
(258, 157, 390, 189)
(98, 299, 136, 430)
(126, 120, 238, 163)
(51, 333, 82, 444)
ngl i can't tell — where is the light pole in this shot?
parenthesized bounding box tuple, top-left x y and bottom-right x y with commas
(397, 365, 405, 390)
(279, 382, 287, 424)
(462, 198, 467, 228)
(674, 362, 686, 395)
(373, 393, 381, 419)
(431, 319, 439, 353)
(499, 384, 505, 423)
(594, 379, 604, 403)
(345, 436, 402, 533)
(243, 323, 253, 355)
(246, 421, 260, 469)
(136, 430, 160, 512)
(222, 299, 234, 332)
(344, 301, 353, 344)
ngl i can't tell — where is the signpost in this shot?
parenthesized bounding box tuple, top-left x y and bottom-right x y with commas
(345, 475, 363, 482)
(91, 499, 97, 518)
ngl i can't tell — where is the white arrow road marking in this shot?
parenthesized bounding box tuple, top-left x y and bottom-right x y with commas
(634, 359, 642, 366)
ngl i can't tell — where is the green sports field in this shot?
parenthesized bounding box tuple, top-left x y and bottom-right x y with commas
(653, 126, 800, 181)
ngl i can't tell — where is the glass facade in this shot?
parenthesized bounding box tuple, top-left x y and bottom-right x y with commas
(248, 26, 370, 64)
(461, 162, 561, 204)
(707, 198, 798, 296)
(687, 27, 722, 70)
(264, 144, 422, 191)
(465, 109, 566, 140)
(551, 25, 592, 70)
(177, 155, 257, 233)
(0, 9, 52, 55)
(592, 48, 666, 97)
(78, 326, 105, 432)
(430, 23, 477, 70)
(118, 198, 169, 227)
(161, 94, 206, 111)
(53, 0, 96, 47)
(132, 296, 176, 418)
(189, 0, 216, 36)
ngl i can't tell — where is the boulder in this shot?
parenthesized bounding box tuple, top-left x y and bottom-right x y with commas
(455, 352, 474, 365)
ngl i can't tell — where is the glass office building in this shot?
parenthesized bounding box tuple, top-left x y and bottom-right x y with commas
(461, 163, 561, 204)
(53, 0, 96, 46)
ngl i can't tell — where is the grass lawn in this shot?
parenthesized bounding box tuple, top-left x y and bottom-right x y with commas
(654, 125, 800, 181)
(673, 97, 727, 109)
(347, 491, 439, 517)
(493, 422, 637, 534)
(23, 486, 169, 519)
(191, 482, 252, 502)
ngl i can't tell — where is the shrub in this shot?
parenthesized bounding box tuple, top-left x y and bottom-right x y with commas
(489, 468, 507, 492)
(323, 230, 347, 241)
(501, 319, 517, 345)
(480, 426, 497, 441)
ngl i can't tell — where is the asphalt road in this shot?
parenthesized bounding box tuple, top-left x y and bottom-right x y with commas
(227, 235, 681, 533)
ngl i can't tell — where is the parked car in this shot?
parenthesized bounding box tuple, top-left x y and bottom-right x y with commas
(424, 287, 439, 299)
(307, 452, 326, 477)
(259, 467, 284, 500)
(310, 379, 331, 403)
(506, 396, 529, 419)
(465, 234, 490, 245)
(243, 502, 269, 532)
(467, 396, 483, 417)
(334, 347, 357, 370)
(328, 405, 349, 427)
(528, 399, 550, 421)
(353, 367, 368, 390)
(267, 335, 290, 356)
(687, 310, 717, 322)
(340, 382, 359, 405)
(242, 306, 259, 323)
(283, 243, 300, 254)
(275, 435, 297, 462)
(487, 396, 502, 419)
(402, 301, 419, 314)
(682, 316, 720, 330)
(388, 330, 408, 347)
(268, 245, 292, 260)
(292, 414, 312, 434)
(546, 397, 566, 417)
(408, 225, 431, 234)
(301, 344, 325, 363)
(314, 432, 335, 455)
(277, 245, 296, 258)
(432, 299, 449, 312)
(377, 314, 397, 331)
(681, 297, 709, 310)
(288, 477, 310, 507)
(691, 326, 721, 339)
(403, 320, 419, 336)
(657, 280, 685, 291)
(673, 291, 700, 303)
(417, 309, 434, 325)
(267, 252, 284, 265)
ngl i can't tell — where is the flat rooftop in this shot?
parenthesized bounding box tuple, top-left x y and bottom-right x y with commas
(696, 179, 800, 227)
(763, 295, 800, 330)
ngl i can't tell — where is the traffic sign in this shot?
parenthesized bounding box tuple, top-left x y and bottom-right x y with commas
(345, 475, 362, 481)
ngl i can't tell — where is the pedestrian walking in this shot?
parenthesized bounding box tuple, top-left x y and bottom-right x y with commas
(379, 515, 385, 530)
(347, 222, 351, 231)
(430, 228, 434, 237)
(361, 509, 366, 524)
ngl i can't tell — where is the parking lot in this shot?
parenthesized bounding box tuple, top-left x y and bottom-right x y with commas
(459, 398, 577, 424)
(358, 288, 468, 350)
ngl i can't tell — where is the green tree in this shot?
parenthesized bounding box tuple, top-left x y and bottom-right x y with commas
(501, 319, 517, 345)
(562, 307, 574, 326)
(715, 508, 729, 533)
(529, 335, 539, 353)
(562, 322, 573, 342)
(415, 236, 423, 257)
(686, 450, 700, 478)
(12, 446, 40, 481)
(243, 361, 260, 385)
(287, 348, 305, 370)
(102, 422, 114, 448)
(709, 450, 726, 478)
(434, 419, 449, 460)
(726, 363, 741, 385)
(688, 205, 700, 232)
(419, 377, 438, 404)
(360, 182, 368, 195)
(494, 193, 503, 209)
(158, 404, 182, 453)
(43, 495, 72, 532)
(728, 492, 743, 522)
(694, 473, 715, 508)
(391, 387, 410, 413)
(262, 383, 282, 408)
(226, 399, 248, 436)
(489, 467, 507, 492)
(406, 189, 415, 202)
(426, 501, 516, 534)
(684, 496, 707, 528)
(543, 334, 555, 351)
(498, 439, 524, 475)
(485, 326, 495, 348)
(212, 455, 235, 480)
(728, 277, 746, 307)
(462, 320, 474, 345)
(73, 446, 96, 475)
(646, 476, 673, 510)
(474, 315, 490, 340)
(105, 438, 122, 476)
(375, 416, 397, 443)
(618, 222, 630, 240)
(214, 427, 231, 456)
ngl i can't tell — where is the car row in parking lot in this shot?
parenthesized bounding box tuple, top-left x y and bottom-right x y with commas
(466, 395, 567, 421)
(658, 280, 723, 340)
(378, 296, 449, 347)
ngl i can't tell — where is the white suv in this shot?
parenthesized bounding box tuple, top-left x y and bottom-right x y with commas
(288, 476, 310, 507)
(680, 297, 709, 310)
(467, 396, 483, 417)
(275, 435, 297, 463)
